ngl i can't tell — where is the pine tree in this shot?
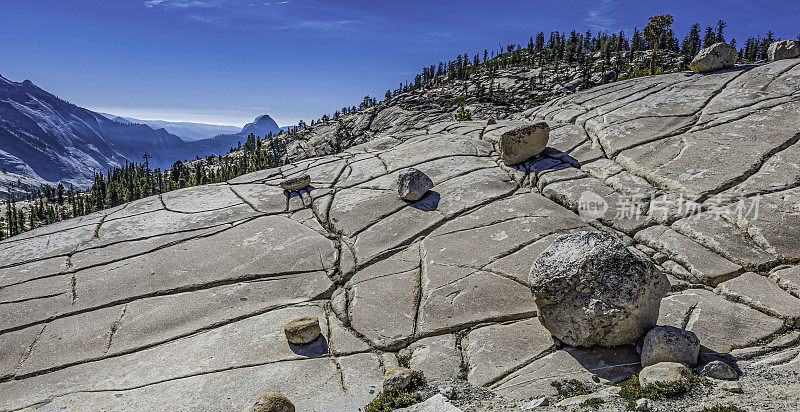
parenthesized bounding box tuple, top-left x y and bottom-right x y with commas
(703, 26, 716, 47)
(644, 14, 674, 75)
(716, 20, 727, 43)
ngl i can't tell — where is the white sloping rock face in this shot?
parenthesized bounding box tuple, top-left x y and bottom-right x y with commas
(1, 60, 800, 410)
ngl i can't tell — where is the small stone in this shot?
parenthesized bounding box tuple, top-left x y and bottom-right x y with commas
(283, 316, 321, 345)
(395, 393, 462, 412)
(768, 40, 800, 61)
(635, 398, 652, 411)
(640, 326, 700, 366)
(383, 366, 414, 391)
(499, 121, 550, 165)
(751, 349, 800, 367)
(689, 43, 737, 73)
(699, 360, 738, 380)
(730, 346, 768, 361)
(719, 380, 743, 393)
(440, 386, 456, 399)
(767, 331, 800, 349)
(529, 231, 670, 347)
(242, 392, 295, 412)
(639, 362, 690, 387)
(522, 397, 549, 409)
(487, 118, 497, 125)
(280, 174, 311, 191)
(398, 168, 434, 201)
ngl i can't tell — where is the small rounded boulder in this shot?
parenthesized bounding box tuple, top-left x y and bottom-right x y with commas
(243, 392, 295, 412)
(640, 326, 700, 367)
(383, 366, 414, 391)
(280, 174, 311, 191)
(283, 316, 321, 345)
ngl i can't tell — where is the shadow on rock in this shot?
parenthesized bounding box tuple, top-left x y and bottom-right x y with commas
(698, 347, 742, 375)
(288, 335, 328, 358)
(564, 345, 642, 383)
(508, 149, 577, 176)
(409, 190, 440, 212)
(284, 185, 316, 199)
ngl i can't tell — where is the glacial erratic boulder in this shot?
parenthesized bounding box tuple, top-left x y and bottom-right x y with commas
(529, 231, 670, 347)
(242, 392, 295, 412)
(280, 174, 311, 191)
(640, 326, 700, 367)
(398, 168, 434, 201)
(283, 316, 321, 345)
(639, 362, 690, 387)
(768, 40, 800, 61)
(689, 42, 737, 73)
(699, 360, 739, 380)
(383, 366, 415, 391)
(499, 121, 549, 165)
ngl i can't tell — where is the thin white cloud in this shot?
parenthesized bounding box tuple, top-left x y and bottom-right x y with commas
(144, 0, 375, 34)
(584, 0, 617, 32)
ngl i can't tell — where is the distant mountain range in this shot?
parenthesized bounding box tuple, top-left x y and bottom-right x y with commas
(97, 114, 241, 141)
(0, 74, 282, 195)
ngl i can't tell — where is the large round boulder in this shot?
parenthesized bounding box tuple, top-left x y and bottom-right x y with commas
(529, 231, 670, 347)
(689, 43, 737, 73)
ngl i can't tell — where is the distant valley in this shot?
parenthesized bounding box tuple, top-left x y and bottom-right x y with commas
(0, 74, 281, 196)
(96, 114, 241, 142)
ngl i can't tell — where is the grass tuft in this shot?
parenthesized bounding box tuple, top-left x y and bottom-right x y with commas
(551, 379, 590, 399)
(618, 370, 708, 409)
(365, 370, 426, 412)
(365, 390, 422, 412)
(581, 397, 605, 408)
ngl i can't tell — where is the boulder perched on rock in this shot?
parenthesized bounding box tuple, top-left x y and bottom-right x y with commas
(383, 366, 415, 391)
(699, 360, 739, 380)
(498, 122, 549, 165)
(280, 174, 311, 191)
(768, 40, 800, 61)
(689, 43, 737, 73)
(529, 232, 670, 347)
(242, 392, 295, 412)
(640, 326, 700, 366)
(639, 362, 690, 387)
(283, 316, 321, 345)
(398, 168, 434, 201)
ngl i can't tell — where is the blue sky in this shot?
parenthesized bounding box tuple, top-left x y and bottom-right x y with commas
(1, 0, 798, 127)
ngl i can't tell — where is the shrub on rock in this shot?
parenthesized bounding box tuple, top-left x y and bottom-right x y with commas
(529, 231, 670, 347)
(689, 43, 737, 73)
